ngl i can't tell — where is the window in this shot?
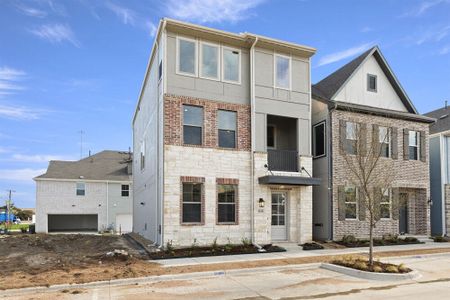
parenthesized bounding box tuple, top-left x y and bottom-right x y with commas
(344, 187, 357, 219)
(200, 43, 219, 79)
(275, 55, 290, 89)
(409, 131, 419, 160)
(140, 141, 145, 171)
(223, 47, 240, 83)
(345, 122, 358, 155)
(158, 61, 162, 81)
(380, 189, 391, 219)
(267, 125, 276, 149)
(379, 126, 390, 158)
(182, 183, 202, 223)
(177, 38, 197, 75)
(76, 182, 85, 196)
(217, 185, 237, 223)
(218, 110, 237, 148)
(183, 105, 203, 145)
(313, 122, 326, 157)
(121, 185, 130, 197)
(367, 74, 377, 92)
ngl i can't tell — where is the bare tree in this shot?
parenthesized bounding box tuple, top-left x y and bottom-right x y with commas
(339, 119, 402, 266)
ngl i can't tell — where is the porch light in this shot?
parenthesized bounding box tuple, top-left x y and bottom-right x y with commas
(258, 198, 265, 208)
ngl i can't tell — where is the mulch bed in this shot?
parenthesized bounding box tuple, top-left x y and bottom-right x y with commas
(431, 236, 450, 243)
(336, 236, 423, 248)
(150, 244, 285, 259)
(301, 242, 325, 250)
(332, 258, 412, 273)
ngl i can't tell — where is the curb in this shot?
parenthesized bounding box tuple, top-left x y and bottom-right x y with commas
(321, 263, 422, 281)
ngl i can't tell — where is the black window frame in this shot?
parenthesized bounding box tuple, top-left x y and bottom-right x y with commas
(121, 184, 130, 197)
(409, 130, 419, 160)
(183, 104, 203, 146)
(181, 182, 203, 224)
(313, 121, 326, 158)
(367, 74, 377, 92)
(218, 109, 237, 149)
(267, 124, 276, 149)
(217, 184, 237, 224)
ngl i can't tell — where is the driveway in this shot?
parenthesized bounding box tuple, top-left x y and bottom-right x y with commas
(2, 252, 450, 299)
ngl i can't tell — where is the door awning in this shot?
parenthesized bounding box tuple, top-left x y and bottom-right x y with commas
(258, 175, 321, 186)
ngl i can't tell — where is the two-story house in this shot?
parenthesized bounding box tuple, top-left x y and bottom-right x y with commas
(425, 104, 450, 236)
(132, 18, 320, 247)
(312, 46, 434, 241)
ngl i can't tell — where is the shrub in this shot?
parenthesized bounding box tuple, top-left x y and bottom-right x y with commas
(398, 263, 409, 273)
(372, 265, 383, 272)
(166, 240, 174, 252)
(241, 237, 251, 247)
(431, 236, 449, 243)
(385, 265, 399, 273)
(383, 234, 399, 243)
(341, 235, 357, 244)
(211, 237, 219, 251)
(301, 242, 324, 250)
(353, 261, 368, 271)
(403, 237, 419, 243)
(191, 238, 198, 249)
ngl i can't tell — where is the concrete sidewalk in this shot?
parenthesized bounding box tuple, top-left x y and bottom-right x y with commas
(155, 242, 450, 267)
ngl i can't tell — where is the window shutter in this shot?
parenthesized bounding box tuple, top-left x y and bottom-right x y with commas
(392, 188, 399, 220)
(372, 124, 380, 156)
(391, 127, 398, 160)
(338, 186, 346, 221)
(339, 120, 346, 155)
(359, 123, 367, 156)
(373, 187, 381, 221)
(358, 187, 366, 221)
(403, 129, 409, 160)
(420, 130, 426, 162)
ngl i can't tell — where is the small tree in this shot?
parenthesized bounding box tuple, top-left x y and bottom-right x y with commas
(339, 119, 402, 266)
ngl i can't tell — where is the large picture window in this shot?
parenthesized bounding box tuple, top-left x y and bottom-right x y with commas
(217, 184, 237, 224)
(275, 54, 290, 89)
(182, 183, 203, 223)
(313, 122, 326, 157)
(183, 105, 203, 145)
(379, 126, 390, 158)
(177, 38, 197, 75)
(200, 43, 219, 79)
(223, 47, 240, 83)
(344, 187, 357, 219)
(409, 131, 419, 160)
(218, 110, 237, 148)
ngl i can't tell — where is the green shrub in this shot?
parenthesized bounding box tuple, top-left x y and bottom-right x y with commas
(241, 237, 251, 247)
(341, 235, 357, 244)
(211, 237, 219, 251)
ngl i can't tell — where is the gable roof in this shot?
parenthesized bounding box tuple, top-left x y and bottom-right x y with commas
(424, 106, 450, 134)
(312, 46, 418, 114)
(35, 150, 132, 182)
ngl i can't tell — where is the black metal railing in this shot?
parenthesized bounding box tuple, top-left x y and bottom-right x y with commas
(267, 149, 299, 172)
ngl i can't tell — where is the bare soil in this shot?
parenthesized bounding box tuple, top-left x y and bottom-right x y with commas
(1, 234, 450, 291)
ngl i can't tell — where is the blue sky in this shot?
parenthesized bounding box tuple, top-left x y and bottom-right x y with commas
(1, 0, 449, 208)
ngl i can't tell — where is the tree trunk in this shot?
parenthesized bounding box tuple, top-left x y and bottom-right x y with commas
(369, 214, 374, 267)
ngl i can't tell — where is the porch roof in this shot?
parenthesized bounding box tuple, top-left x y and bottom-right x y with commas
(258, 175, 322, 186)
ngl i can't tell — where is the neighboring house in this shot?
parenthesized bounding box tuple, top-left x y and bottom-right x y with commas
(132, 18, 320, 247)
(311, 46, 434, 241)
(424, 104, 450, 236)
(34, 150, 133, 233)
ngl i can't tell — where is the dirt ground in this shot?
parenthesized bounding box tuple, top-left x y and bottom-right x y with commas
(1, 234, 450, 291)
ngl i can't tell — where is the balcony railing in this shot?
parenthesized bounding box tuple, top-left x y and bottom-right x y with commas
(267, 149, 299, 172)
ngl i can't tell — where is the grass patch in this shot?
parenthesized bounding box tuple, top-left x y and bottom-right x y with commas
(0, 224, 29, 231)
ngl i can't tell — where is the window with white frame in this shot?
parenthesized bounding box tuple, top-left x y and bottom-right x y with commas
(380, 189, 391, 219)
(218, 110, 237, 148)
(409, 131, 420, 160)
(183, 105, 203, 145)
(200, 42, 219, 79)
(345, 122, 358, 155)
(275, 55, 290, 89)
(121, 184, 130, 197)
(177, 37, 197, 75)
(76, 182, 85, 196)
(313, 122, 326, 157)
(345, 186, 357, 219)
(379, 126, 390, 158)
(223, 47, 240, 83)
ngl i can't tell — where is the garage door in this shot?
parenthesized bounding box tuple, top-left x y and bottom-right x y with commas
(115, 214, 132, 234)
(48, 214, 98, 232)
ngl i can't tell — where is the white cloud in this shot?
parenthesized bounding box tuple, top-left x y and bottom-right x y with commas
(105, 2, 137, 25)
(415, 25, 450, 45)
(165, 0, 265, 23)
(0, 146, 12, 154)
(29, 24, 80, 47)
(0, 67, 26, 96)
(0, 168, 46, 181)
(317, 42, 374, 67)
(0, 104, 45, 120)
(11, 154, 75, 163)
(360, 26, 373, 33)
(146, 21, 157, 37)
(15, 4, 47, 17)
(0, 67, 26, 81)
(401, 0, 450, 17)
(440, 45, 450, 55)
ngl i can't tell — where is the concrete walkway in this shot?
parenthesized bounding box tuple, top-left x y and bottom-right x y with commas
(156, 241, 450, 267)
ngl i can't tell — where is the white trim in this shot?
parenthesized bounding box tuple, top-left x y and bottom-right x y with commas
(274, 53, 292, 90)
(176, 35, 198, 77)
(199, 41, 221, 81)
(380, 188, 392, 220)
(344, 186, 358, 220)
(35, 178, 132, 184)
(222, 46, 241, 85)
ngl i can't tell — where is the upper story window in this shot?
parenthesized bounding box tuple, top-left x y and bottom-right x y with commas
(275, 54, 291, 89)
(409, 131, 420, 160)
(183, 105, 203, 145)
(345, 122, 358, 155)
(121, 184, 130, 197)
(313, 122, 326, 158)
(367, 74, 377, 92)
(200, 42, 219, 80)
(344, 186, 357, 219)
(177, 37, 197, 76)
(218, 110, 237, 148)
(76, 182, 85, 196)
(267, 125, 276, 149)
(379, 126, 390, 158)
(380, 189, 391, 219)
(140, 141, 145, 171)
(223, 47, 240, 83)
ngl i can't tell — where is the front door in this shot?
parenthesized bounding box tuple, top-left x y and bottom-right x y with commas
(271, 192, 287, 241)
(399, 193, 409, 234)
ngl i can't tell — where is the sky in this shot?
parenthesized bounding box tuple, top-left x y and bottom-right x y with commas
(0, 0, 449, 208)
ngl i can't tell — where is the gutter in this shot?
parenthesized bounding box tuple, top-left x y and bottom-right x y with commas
(250, 36, 258, 245)
(328, 104, 336, 241)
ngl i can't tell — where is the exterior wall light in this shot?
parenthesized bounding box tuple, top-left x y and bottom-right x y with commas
(258, 198, 265, 208)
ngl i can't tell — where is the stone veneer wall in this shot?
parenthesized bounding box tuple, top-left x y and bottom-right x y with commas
(331, 110, 431, 239)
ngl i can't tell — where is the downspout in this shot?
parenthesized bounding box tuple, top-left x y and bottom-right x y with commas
(328, 102, 337, 241)
(160, 19, 167, 247)
(440, 133, 447, 235)
(106, 181, 109, 231)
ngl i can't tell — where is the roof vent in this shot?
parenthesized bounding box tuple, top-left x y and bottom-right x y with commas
(79, 175, 84, 179)
(440, 114, 448, 119)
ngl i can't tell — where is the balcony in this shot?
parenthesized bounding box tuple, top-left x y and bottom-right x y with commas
(267, 149, 298, 172)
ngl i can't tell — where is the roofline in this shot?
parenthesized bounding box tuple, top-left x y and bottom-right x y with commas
(34, 178, 132, 183)
(429, 129, 450, 138)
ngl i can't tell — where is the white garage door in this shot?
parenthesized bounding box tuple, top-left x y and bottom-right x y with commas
(115, 214, 132, 234)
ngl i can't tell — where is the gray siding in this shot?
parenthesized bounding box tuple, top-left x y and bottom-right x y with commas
(430, 135, 443, 235)
(166, 31, 250, 105)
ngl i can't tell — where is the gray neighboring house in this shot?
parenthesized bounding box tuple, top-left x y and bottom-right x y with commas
(311, 46, 434, 241)
(34, 150, 133, 233)
(425, 105, 450, 236)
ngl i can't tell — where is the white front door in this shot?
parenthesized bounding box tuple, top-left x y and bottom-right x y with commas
(115, 214, 133, 234)
(271, 192, 287, 241)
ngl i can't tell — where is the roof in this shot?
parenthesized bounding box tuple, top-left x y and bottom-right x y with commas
(424, 106, 450, 134)
(35, 150, 132, 182)
(312, 46, 418, 114)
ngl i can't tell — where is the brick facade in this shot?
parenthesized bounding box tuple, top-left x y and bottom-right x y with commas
(216, 178, 240, 226)
(164, 94, 251, 151)
(331, 109, 430, 239)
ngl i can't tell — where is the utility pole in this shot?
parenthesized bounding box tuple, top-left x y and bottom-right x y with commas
(6, 189, 15, 224)
(79, 130, 84, 159)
